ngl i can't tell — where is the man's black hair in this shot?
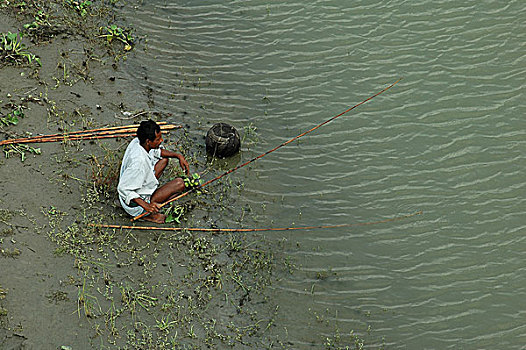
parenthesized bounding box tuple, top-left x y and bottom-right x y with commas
(137, 120, 160, 144)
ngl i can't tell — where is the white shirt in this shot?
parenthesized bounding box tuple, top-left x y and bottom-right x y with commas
(117, 138, 162, 206)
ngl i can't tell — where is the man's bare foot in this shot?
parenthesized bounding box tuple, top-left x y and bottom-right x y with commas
(142, 212, 166, 224)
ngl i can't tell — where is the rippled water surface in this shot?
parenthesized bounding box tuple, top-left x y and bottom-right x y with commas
(119, 1, 525, 348)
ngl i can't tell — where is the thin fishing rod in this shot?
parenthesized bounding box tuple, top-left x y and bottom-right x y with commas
(132, 78, 402, 221)
(96, 210, 421, 233)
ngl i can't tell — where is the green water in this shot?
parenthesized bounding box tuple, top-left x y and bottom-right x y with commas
(119, 0, 525, 348)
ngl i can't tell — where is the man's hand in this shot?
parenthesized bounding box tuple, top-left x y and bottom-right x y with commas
(144, 202, 161, 214)
(177, 155, 190, 175)
(133, 198, 161, 213)
(160, 149, 190, 175)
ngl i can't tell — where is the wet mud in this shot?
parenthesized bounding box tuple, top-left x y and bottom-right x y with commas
(0, 2, 290, 349)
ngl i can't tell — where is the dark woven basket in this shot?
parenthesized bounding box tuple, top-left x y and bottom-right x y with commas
(205, 123, 240, 158)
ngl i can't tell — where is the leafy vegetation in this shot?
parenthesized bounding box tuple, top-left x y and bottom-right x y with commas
(0, 32, 41, 66)
(0, 103, 42, 162)
(165, 203, 185, 224)
(88, 149, 123, 198)
(163, 174, 202, 223)
(0, 105, 24, 126)
(100, 24, 134, 51)
(183, 173, 203, 192)
(3, 144, 42, 162)
(63, 0, 92, 17)
(23, 9, 50, 30)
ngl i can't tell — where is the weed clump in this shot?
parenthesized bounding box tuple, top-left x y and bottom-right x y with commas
(63, 0, 92, 17)
(100, 24, 134, 52)
(23, 9, 50, 31)
(0, 105, 24, 126)
(3, 143, 41, 162)
(0, 247, 21, 258)
(0, 228, 14, 236)
(0, 209, 13, 225)
(0, 32, 40, 66)
(87, 148, 123, 199)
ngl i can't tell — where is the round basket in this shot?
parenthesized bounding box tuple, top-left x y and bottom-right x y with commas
(205, 123, 240, 158)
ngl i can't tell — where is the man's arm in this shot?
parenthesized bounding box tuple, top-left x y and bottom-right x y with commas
(132, 197, 161, 214)
(160, 149, 190, 175)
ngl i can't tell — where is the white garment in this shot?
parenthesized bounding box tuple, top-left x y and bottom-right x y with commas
(117, 138, 162, 215)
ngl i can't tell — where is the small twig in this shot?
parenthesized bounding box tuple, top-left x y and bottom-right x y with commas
(21, 87, 38, 96)
(230, 275, 249, 293)
(114, 110, 149, 120)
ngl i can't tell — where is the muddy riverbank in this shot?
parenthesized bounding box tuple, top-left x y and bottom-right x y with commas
(0, 1, 294, 349)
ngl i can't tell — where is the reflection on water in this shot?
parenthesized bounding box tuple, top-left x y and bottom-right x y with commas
(206, 152, 241, 171)
(119, 0, 526, 348)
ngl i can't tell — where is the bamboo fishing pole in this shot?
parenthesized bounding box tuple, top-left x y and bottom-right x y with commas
(34, 132, 138, 143)
(0, 131, 137, 145)
(0, 123, 174, 144)
(36, 122, 169, 139)
(95, 210, 421, 233)
(6, 131, 136, 144)
(0, 123, 159, 144)
(0, 123, 181, 145)
(132, 78, 402, 221)
(27, 123, 180, 144)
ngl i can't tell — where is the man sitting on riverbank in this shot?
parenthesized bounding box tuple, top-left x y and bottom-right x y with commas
(117, 120, 189, 223)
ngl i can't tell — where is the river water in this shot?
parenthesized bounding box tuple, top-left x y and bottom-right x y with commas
(118, 1, 525, 348)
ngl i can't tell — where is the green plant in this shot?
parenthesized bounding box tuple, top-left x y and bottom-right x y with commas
(155, 315, 176, 333)
(165, 204, 185, 224)
(64, 0, 92, 17)
(77, 276, 99, 318)
(0, 32, 41, 66)
(88, 152, 122, 198)
(100, 25, 134, 51)
(183, 173, 203, 193)
(120, 285, 157, 315)
(3, 144, 41, 162)
(242, 123, 258, 146)
(0, 247, 21, 257)
(23, 9, 50, 30)
(0, 105, 24, 126)
(5, 1, 28, 12)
